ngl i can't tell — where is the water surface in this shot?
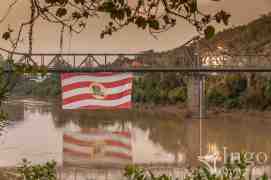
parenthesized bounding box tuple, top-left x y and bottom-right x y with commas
(1, 98, 271, 168)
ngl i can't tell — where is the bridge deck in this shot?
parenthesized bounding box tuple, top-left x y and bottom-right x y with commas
(45, 67, 271, 73)
(1, 48, 271, 73)
(4, 67, 271, 73)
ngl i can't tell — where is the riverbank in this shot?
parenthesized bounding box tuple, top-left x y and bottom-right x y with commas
(6, 96, 271, 121)
(1, 164, 270, 180)
(135, 102, 271, 123)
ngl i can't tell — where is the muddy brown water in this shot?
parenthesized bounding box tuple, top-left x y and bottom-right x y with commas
(0, 98, 271, 172)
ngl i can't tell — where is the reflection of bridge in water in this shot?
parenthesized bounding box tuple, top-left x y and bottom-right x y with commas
(58, 122, 271, 180)
(61, 127, 188, 179)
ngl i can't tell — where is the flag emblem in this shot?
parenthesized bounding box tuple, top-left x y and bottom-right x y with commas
(89, 83, 107, 99)
(89, 140, 106, 159)
(63, 129, 133, 167)
(61, 72, 133, 109)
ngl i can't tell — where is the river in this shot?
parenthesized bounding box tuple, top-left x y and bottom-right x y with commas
(0, 98, 271, 178)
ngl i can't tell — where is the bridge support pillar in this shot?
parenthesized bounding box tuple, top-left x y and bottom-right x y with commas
(187, 75, 206, 118)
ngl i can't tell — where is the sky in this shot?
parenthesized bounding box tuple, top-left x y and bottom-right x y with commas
(0, 0, 270, 53)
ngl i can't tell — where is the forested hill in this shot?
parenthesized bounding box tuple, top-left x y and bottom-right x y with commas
(136, 12, 271, 66)
(206, 13, 271, 54)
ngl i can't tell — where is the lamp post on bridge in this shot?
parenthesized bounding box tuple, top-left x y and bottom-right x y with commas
(186, 45, 207, 119)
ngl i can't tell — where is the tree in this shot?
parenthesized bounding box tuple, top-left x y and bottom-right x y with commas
(1, 0, 230, 53)
(0, 56, 44, 128)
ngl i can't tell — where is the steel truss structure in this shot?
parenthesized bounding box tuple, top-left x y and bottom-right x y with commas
(1, 47, 271, 73)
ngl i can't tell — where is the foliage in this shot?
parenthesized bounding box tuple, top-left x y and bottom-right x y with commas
(0, 57, 48, 132)
(131, 73, 187, 104)
(0, 112, 8, 133)
(16, 159, 57, 180)
(260, 174, 269, 180)
(262, 80, 271, 109)
(124, 165, 175, 180)
(124, 161, 269, 180)
(10, 72, 271, 110)
(207, 88, 226, 106)
(12, 72, 187, 104)
(168, 87, 186, 104)
(1, 158, 268, 180)
(224, 97, 241, 109)
(0, 0, 230, 53)
(11, 73, 61, 97)
(208, 13, 271, 54)
(124, 153, 269, 180)
(184, 156, 249, 180)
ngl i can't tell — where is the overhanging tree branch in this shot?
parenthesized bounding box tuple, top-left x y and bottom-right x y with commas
(0, 0, 230, 52)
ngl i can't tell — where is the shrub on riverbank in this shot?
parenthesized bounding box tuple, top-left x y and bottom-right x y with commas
(0, 159, 57, 180)
(125, 154, 269, 180)
(1, 157, 269, 180)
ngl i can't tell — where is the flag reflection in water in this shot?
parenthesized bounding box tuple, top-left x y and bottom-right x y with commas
(63, 129, 133, 167)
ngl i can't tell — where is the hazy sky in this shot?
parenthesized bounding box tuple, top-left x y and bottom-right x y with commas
(0, 0, 270, 53)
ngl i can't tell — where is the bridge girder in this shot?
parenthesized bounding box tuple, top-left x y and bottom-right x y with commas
(1, 47, 271, 73)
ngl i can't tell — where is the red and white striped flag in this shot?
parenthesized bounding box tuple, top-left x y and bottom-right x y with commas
(63, 129, 133, 166)
(61, 72, 133, 109)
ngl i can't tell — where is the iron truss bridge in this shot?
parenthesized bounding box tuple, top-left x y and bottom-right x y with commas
(1, 47, 271, 73)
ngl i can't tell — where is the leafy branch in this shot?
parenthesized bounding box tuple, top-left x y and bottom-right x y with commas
(0, 0, 230, 52)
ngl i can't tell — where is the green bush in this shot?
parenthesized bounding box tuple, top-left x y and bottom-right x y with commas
(224, 97, 241, 109)
(225, 75, 247, 98)
(207, 88, 226, 106)
(124, 155, 269, 180)
(159, 89, 169, 104)
(264, 80, 271, 102)
(9, 71, 271, 110)
(16, 159, 57, 180)
(124, 165, 174, 180)
(168, 87, 187, 104)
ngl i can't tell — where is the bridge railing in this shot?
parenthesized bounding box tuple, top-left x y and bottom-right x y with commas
(1, 47, 271, 73)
